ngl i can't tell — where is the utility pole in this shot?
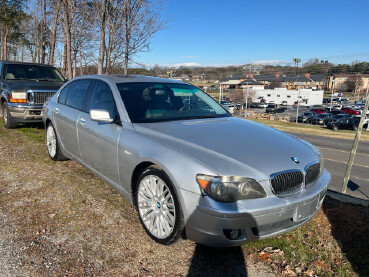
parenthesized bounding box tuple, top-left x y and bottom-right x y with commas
(342, 85, 369, 194)
(330, 75, 335, 111)
(295, 75, 300, 123)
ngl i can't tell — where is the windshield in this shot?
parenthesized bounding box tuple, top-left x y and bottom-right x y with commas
(4, 64, 65, 82)
(117, 82, 230, 123)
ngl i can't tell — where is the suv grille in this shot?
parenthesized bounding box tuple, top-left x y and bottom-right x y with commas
(28, 91, 56, 104)
(305, 163, 320, 186)
(270, 171, 303, 194)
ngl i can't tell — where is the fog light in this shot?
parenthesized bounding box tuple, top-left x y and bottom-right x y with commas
(224, 229, 241, 240)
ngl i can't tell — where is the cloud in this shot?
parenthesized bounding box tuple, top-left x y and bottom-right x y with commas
(173, 62, 201, 67)
(251, 60, 294, 65)
(180, 56, 199, 59)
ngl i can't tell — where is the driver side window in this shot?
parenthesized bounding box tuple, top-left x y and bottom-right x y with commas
(86, 80, 118, 119)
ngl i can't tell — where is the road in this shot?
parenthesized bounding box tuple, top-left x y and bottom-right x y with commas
(290, 132, 369, 200)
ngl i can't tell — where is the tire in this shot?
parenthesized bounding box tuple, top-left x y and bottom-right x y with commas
(46, 123, 68, 161)
(135, 166, 183, 245)
(352, 125, 358, 131)
(332, 125, 338, 131)
(2, 102, 17, 129)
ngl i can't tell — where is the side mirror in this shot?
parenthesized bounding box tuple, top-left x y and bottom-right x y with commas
(90, 109, 114, 123)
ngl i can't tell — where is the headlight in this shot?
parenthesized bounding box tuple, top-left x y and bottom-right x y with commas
(196, 175, 267, 202)
(10, 91, 27, 103)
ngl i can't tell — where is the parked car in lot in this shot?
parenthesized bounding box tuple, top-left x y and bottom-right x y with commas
(250, 102, 259, 108)
(340, 107, 360, 115)
(43, 75, 330, 247)
(327, 117, 368, 131)
(0, 61, 66, 128)
(309, 113, 332, 125)
(309, 108, 328, 114)
(324, 113, 350, 125)
(257, 102, 268, 108)
(298, 112, 316, 123)
(281, 101, 288, 106)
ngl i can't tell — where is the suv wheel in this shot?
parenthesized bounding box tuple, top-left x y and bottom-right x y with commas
(2, 102, 17, 129)
(352, 125, 358, 131)
(135, 166, 183, 245)
(332, 125, 338, 131)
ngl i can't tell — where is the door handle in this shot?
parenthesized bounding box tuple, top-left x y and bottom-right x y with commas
(79, 117, 86, 125)
(55, 107, 59, 114)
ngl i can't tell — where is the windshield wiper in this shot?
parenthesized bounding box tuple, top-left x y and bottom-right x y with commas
(182, 115, 228, 120)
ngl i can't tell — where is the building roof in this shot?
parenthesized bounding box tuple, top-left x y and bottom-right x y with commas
(310, 74, 326, 82)
(219, 74, 247, 82)
(239, 78, 263, 85)
(279, 75, 311, 82)
(253, 75, 278, 81)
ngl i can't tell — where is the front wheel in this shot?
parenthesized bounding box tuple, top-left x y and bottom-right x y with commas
(135, 166, 183, 245)
(2, 102, 17, 129)
(46, 123, 67, 161)
(352, 125, 358, 131)
(332, 125, 338, 131)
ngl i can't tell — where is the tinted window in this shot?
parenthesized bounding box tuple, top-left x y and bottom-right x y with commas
(65, 80, 91, 111)
(58, 84, 71, 104)
(86, 80, 117, 119)
(4, 64, 65, 81)
(117, 82, 229, 123)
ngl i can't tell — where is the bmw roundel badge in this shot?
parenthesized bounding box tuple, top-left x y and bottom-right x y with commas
(291, 157, 300, 164)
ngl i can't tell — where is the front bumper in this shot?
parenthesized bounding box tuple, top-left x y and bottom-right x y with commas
(183, 170, 330, 247)
(8, 102, 43, 122)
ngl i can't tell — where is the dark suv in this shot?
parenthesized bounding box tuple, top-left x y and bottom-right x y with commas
(0, 61, 65, 128)
(327, 117, 368, 131)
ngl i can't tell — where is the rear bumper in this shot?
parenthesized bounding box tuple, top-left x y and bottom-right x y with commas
(183, 170, 330, 247)
(8, 102, 43, 122)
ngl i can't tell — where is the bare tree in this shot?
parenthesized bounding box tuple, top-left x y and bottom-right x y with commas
(97, 0, 107, 74)
(122, 0, 166, 74)
(61, 0, 75, 79)
(49, 0, 61, 65)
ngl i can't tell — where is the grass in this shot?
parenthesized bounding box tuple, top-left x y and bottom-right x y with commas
(246, 117, 369, 141)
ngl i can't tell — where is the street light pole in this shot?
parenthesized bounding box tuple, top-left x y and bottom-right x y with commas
(295, 75, 300, 123)
(330, 76, 335, 111)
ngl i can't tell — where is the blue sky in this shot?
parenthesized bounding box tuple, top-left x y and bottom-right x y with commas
(138, 0, 369, 67)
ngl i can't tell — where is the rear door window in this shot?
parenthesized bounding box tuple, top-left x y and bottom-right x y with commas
(58, 84, 71, 104)
(65, 79, 91, 111)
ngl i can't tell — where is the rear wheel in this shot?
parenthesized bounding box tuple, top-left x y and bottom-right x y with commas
(332, 125, 338, 131)
(2, 102, 17, 129)
(135, 166, 183, 245)
(46, 123, 67, 161)
(352, 125, 358, 131)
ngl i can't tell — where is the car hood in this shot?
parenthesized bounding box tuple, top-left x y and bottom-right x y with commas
(133, 117, 318, 181)
(5, 80, 64, 91)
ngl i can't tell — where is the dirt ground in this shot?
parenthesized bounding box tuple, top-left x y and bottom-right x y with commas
(0, 122, 368, 276)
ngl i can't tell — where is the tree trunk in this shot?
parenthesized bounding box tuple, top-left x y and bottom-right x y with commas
(40, 0, 47, 64)
(3, 26, 8, 60)
(123, 3, 130, 75)
(49, 0, 61, 65)
(97, 0, 107, 74)
(62, 0, 73, 79)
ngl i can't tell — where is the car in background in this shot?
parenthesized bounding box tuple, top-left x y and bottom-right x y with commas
(42, 74, 330, 247)
(310, 108, 328, 114)
(281, 101, 288, 106)
(327, 117, 368, 131)
(250, 102, 259, 108)
(324, 113, 350, 125)
(309, 113, 332, 125)
(340, 107, 360, 115)
(298, 112, 316, 123)
(257, 102, 268, 108)
(0, 61, 66, 128)
(266, 103, 278, 113)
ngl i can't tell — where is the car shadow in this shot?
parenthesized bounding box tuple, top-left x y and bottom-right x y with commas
(322, 197, 369, 276)
(187, 244, 248, 277)
(347, 180, 369, 199)
(16, 122, 44, 129)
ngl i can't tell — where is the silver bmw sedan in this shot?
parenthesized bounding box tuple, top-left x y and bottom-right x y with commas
(42, 75, 330, 247)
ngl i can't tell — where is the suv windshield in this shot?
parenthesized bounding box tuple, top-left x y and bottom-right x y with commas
(4, 64, 65, 82)
(117, 82, 230, 123)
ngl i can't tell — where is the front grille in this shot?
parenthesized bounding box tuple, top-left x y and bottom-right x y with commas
(28, 91, 56, 104)
(305, 163, 320, 186)
(270, 170, 303, 195)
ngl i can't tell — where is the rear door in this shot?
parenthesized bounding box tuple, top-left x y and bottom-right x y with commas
(77, 80, 121, 184)
(54, 79, 91, 159)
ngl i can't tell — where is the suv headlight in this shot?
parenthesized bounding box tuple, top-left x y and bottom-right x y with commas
(10, 91, 27, 103)
(196, 175, 267, 202)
